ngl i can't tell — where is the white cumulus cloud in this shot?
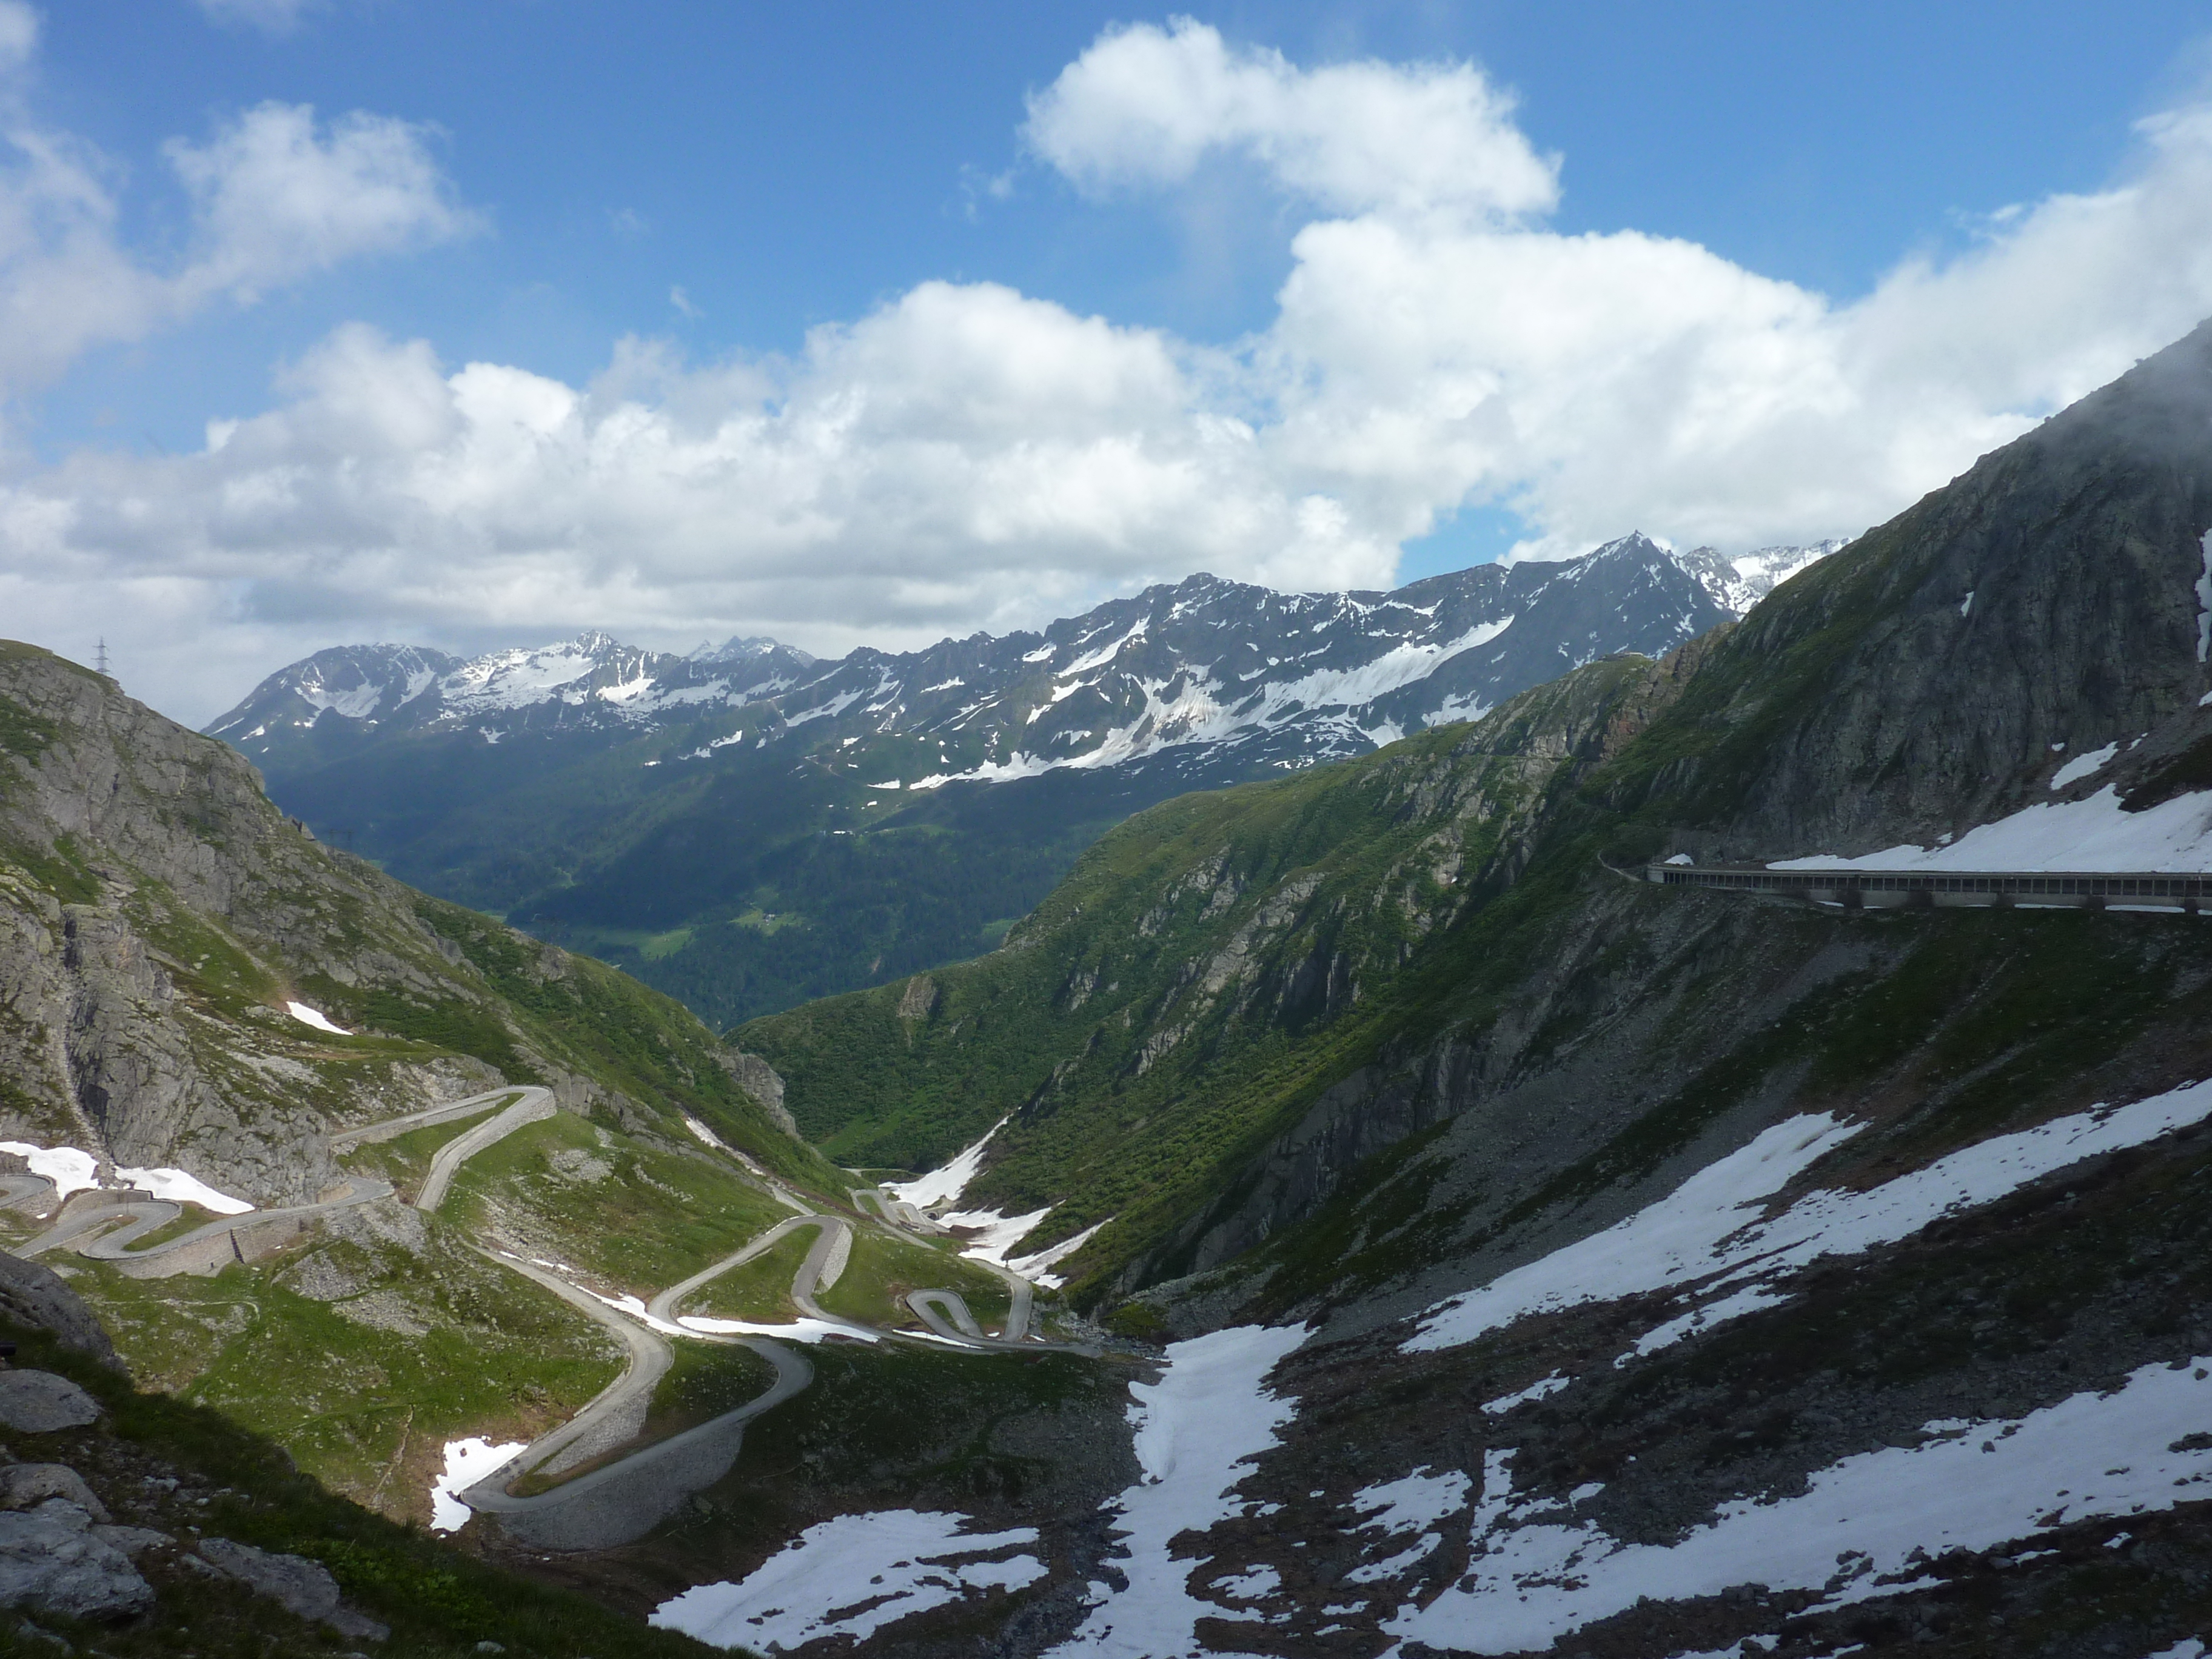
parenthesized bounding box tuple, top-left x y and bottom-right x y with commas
(9, 17, 2212, 722)
(1023, 16, 1558, 222)
(0, 15, 474, 402)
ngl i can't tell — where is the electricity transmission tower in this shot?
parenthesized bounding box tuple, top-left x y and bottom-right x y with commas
(95, 638, 110, 677)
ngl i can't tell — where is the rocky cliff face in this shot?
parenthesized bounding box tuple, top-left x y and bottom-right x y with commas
(0, 642, 807, 1205)
(1643, 318, 2212, 857)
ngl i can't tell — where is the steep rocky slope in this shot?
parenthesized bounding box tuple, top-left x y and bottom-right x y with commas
(710, 324, 2212, 1655)
(210, 534, 1835, 1028)
(0, 642, 868, 1537)
(0, 640, 817, 1205)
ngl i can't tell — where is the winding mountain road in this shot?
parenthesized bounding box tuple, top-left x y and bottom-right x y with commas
(0, 1175, 57, 1214)
(16, 1085, 550, 1279)
(328, 1087, 523, 1152)
(414, 1090, 555, 1212)
(21, 1177, 395, 1279)
(17, 1079, 1085, 1549)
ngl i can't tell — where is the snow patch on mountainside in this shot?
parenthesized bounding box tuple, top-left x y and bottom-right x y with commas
(2051, 742, 2121, 789)
(0, 1141, 99, 1201)
(1409, 1081, 2212, 1356)
(443, 637, 616, 714)
(431, 1438, 525, 1533)
(910, 617, 1521, 790)
(889, 1119, 1004, 1209)
(1772, 785, 2212, 873)
(1331, 1079, 2212, 1646)
(116, 1165, 253, 1214)
(296, 679, 386, 720)
(652, 1510, 1045, 1652)
(1045, 1322, 1311, 1657)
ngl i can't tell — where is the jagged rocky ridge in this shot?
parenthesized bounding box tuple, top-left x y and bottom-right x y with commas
(208, 534, 1838, 1029)
(213, 535, 1831, 783)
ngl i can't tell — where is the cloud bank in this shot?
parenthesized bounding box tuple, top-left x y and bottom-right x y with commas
(10, 16, 2212, 721)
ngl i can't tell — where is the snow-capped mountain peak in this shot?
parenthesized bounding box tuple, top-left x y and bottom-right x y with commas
(210, 535, 1843, 786)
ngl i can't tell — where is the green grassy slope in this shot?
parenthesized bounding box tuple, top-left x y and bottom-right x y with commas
(0, 1318, 722, 1658)
(740, 657, 1669, 1296)
(267, 711, 1189, 1029)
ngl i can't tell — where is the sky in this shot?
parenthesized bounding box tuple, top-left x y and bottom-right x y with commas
(6, 2, 2212, 724)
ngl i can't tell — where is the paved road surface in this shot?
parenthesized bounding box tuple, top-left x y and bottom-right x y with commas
(328, 1087, 521, 1151)
(413, 1090, 555, 1212)
(0, 1175, 56, 1216)
(21, 1177, 395, 1279)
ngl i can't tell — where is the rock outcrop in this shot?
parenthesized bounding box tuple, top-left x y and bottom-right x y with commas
(0, 1498, 154, 1620)
(0, 1368, 102, 1432)
(198, 1537, 390, 1642)
(0, 1248, 121, 1368)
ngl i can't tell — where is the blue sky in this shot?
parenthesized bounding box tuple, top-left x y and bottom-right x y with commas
(9, 2, 2212, 717)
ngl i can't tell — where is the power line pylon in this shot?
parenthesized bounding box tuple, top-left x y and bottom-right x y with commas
(95, 638, 110, 677)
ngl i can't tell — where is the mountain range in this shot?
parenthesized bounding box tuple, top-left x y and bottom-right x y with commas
(210, 534, 1840, 1027)
(7, 321, 2212, 1658)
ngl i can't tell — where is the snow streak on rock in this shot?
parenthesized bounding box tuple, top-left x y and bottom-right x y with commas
(1386, 1359, 2212, 1654)
(651, 1509, 1044, 1652)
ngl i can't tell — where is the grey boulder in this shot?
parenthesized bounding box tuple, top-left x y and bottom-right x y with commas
(0, 1369, 102, 1432)
(0, 1463, 109, 1521)
(197, 1537, 388, 1643)
(92, 1524, 173, 1557)
(0, 1498, 155, 1620)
